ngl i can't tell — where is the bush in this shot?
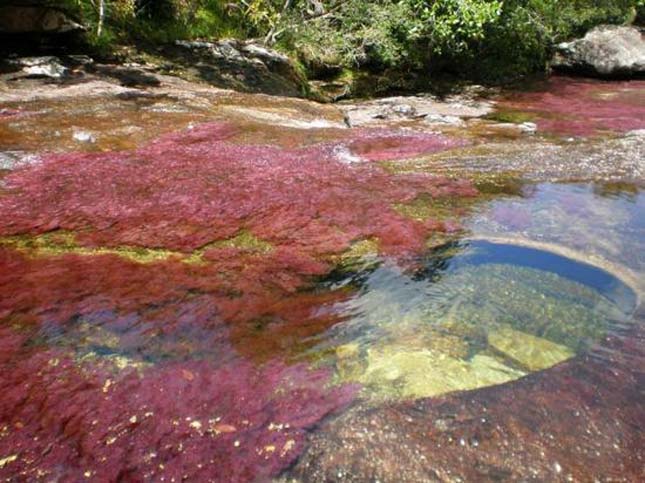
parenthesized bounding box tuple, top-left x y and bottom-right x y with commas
(277, 0, 642, 83)
(52, 0, 644, 83)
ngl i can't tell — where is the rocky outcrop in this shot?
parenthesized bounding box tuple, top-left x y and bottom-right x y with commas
(552, 25, 645, 77)
(1, 55, 93, 80)
(0, 5, 85, 55)
(163, 39, 308, 97)
(340, 92, 494, 127)
(0, 5, 83, 34)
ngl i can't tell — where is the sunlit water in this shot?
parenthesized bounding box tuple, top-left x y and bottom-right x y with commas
(308, 240, 637, 402)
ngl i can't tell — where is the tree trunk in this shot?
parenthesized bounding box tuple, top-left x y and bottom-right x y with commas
(97, 0, 105, 37)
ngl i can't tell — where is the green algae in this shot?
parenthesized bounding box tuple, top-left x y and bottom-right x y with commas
(207, 230, 273, 253)
(471, 172, 526, 196)
(0, 229, 273, 265)
(0, 231, 181, 264)
(486, 109, 535, 124)
(331, 238, 380, 272)
(394, 194, 470, 223)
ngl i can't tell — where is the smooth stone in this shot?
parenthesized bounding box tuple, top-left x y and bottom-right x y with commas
(488, 326, 574, 371)
(346, 342, 526, 400)
(552, 25, 645, 77)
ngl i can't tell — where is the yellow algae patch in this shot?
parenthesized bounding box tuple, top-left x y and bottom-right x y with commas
(334, 343, 365, 380)
(183, 230, 273, 264)
(0, 231, 180, 264)
(331, 238, 379, 272)
(488, 326, 574, 372)
(0, 230, 273, 265)
(77, 351, 152, 373)
(394, 194, 473, 223)
(207, 230, 273, 253)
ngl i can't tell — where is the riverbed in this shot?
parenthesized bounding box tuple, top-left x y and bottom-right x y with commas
(0, 73, 643, 481)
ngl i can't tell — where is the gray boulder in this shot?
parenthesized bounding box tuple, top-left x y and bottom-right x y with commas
(7, 56, 69, 78)
(552, 25, 645, 77)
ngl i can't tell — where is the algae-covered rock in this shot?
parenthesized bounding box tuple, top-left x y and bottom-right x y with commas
(488, 326, 574, 371)
(341, 342, 526, 401)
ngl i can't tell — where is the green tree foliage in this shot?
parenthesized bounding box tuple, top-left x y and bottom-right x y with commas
(276, 0, 642, 81)
(54, 0, 643, 81)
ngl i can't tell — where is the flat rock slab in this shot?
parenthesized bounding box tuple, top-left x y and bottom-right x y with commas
(488, 326, 573, 371)
(341, 94, 494, 127)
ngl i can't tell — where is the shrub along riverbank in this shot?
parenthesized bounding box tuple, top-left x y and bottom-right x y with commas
(33, 1, 645, 88)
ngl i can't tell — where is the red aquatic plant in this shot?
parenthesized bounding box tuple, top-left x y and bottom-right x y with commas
(0, 326, 357, 482)
(347, 129, 465, 162)
(0, 120, 475, 480)
(0, 122, 475, 257)
(498, 76, 645, 137)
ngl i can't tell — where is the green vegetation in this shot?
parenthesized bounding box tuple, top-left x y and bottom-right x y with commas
(279, 0, 642, 82)
(57, 0, 643, 82)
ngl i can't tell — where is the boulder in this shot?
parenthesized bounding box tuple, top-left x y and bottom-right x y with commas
(2, 55, 93, 80)
(8, 56, 68, 78)
(553, 25, 645, 77)
(164, 39, 308, 97)
(341, 95, 493, 127)
(0, 5, 85, 55)
(0, 5, 84, 34)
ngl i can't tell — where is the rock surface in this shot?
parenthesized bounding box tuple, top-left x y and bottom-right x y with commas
(6, 56, 69, 79)
(164, 39, 308, 97)
(341, 93, 494, 127)
(553, 25, 645, 77)
(0, 5, 83, 34)
(290, 310, 645, 482)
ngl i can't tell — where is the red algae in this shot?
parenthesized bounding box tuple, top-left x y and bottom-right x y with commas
(0, 248, 346, 363)
(0, 122, 475, 257)
(0, 119, 474, 480)
(0, 326, 356, 482)
(347, 129, 465, 162)
(498, 76, 645, 137)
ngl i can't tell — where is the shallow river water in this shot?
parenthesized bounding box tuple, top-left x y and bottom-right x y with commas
(0, 75, 643, 481)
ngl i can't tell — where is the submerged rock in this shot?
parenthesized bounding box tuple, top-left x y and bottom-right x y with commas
(291, 317, 645, 482)
(488, 326, 574, 371)
(553, 25, 645, 78)
(336, 340, 526, 401)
